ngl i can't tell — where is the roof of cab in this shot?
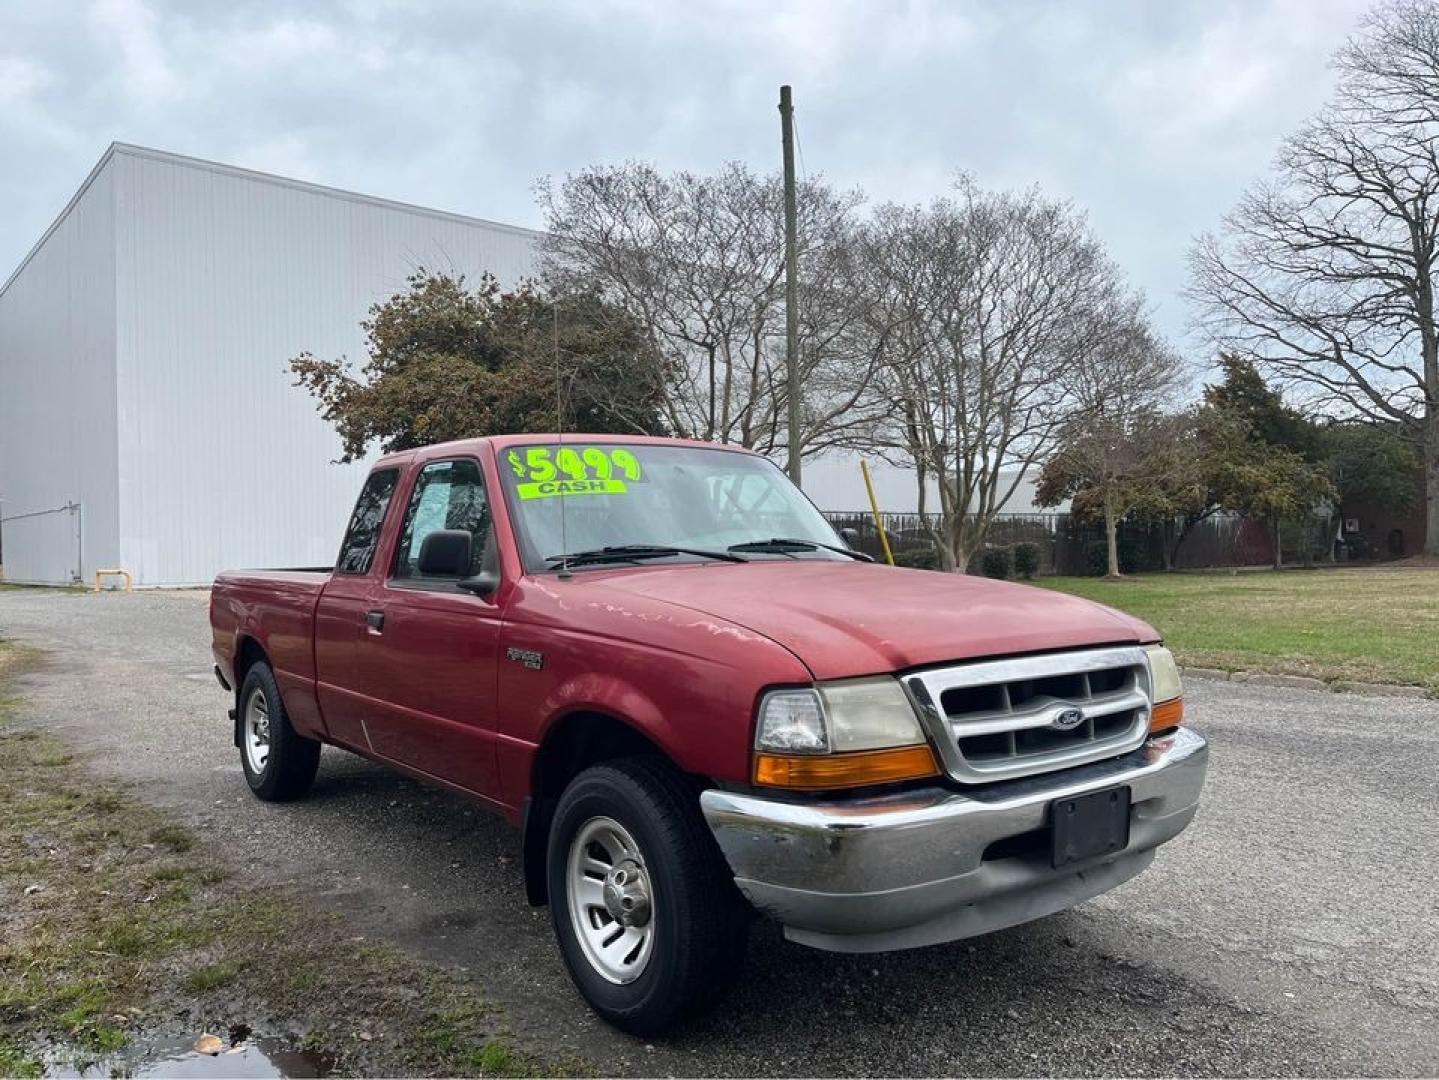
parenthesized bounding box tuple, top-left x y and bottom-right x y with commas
(372, 433, 762, 469)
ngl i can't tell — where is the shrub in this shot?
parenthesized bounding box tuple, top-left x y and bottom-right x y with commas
(1083, 537, 1151, 576)
(979, 546, 1012, 580)
(1012, 541, 1042, 579)
(892, 545, 941, 571)
(1084, 541, 1112, 576)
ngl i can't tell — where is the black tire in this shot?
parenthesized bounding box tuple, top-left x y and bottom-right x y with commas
(546, 757, 749, 1034)
(238, 661, 320, 802)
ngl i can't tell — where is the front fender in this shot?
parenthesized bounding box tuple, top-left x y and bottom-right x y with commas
(494, 580, 814, 809)
(533, 670, 685, 765)
(496, 647, 803, 810)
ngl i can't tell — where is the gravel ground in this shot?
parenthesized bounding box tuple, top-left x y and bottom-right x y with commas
(1, 587, 1435, 1076)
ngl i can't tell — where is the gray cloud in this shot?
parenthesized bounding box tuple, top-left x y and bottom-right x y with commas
(1, 0, 1368, 347)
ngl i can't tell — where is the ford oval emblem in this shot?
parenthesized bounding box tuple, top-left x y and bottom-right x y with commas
(1053, 707, 1085, 731)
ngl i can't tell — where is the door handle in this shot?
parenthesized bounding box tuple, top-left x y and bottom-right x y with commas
(365, 610, 385, 634)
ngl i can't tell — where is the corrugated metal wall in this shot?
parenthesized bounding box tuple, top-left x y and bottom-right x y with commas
(111, 148, 539, 584)
(0, 157, 120, 585)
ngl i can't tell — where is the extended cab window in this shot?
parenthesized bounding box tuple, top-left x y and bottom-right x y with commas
(335, 468, 399, 575)
(392, 459, 492, 582)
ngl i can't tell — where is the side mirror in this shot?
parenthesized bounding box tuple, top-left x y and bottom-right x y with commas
(417, 529, 472, 577)
(457, 570, 500, 598)
(838, 526, 861, 549)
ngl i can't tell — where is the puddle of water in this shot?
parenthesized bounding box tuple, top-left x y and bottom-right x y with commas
(45, 1033, 335, 1078)
(135, 1036, 332, 1079)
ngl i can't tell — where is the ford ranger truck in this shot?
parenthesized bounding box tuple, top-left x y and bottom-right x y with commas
(210, 434, 1207, 1033)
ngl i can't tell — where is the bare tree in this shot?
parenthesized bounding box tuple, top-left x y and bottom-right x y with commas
(1037, 303, 1188, 577)
(536, 162, 886, 464)
(1189, 0, 1439, 556)
(856, 178, 1123, 572)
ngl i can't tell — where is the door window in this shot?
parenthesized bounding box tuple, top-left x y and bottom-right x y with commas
(392, 459, 492, 582)
(335, 469, 399, 575)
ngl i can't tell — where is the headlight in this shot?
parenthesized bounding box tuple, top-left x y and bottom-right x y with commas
(1144, 645, 1182, 702)
(818, 677, 927, 751)
(1144, 645, 1185, 735)
(753, 677, 938, 789)
(754, 689, 828, 754)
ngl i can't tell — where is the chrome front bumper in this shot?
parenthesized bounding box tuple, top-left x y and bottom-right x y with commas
(700, 726, 1207, 953)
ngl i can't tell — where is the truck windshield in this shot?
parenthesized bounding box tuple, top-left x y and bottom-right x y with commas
(498, 442, 845, 572)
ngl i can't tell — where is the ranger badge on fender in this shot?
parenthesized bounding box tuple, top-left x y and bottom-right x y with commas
(506, 646, 544, 671)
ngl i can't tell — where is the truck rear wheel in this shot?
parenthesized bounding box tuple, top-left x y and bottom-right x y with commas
(546, 757, 749, 1034)
(239, 661, 320, 801)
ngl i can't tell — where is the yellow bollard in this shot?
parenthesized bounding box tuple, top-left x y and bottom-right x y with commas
(93, 568, 134, 592)
(860, 461, 895, 566)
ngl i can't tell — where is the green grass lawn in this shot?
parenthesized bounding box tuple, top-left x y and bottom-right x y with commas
(1037, 568, 1439, 692)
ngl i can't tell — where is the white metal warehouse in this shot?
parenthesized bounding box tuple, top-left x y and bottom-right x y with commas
(0, 143, 540, 586)
(0, 143, 1056, 586)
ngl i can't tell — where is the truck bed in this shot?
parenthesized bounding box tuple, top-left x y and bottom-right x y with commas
(210, 568, 332, 704)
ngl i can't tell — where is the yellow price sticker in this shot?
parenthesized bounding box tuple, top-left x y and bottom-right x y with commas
(506, 446, 643, 497)
(517, 478, 629, 501)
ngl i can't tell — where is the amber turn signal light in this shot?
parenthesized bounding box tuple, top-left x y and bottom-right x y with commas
(754, 744, 940, 790)
(1149, 697, 1184, 735)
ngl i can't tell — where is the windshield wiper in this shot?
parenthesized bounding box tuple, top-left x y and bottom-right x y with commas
(545, 544, 748, 568)
(727, 537, 874, 562)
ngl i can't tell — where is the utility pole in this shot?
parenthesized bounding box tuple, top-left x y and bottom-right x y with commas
(779, 84, 802, 486)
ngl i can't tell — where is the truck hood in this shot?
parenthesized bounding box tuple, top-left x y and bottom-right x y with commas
(589, 561, 1157, 679)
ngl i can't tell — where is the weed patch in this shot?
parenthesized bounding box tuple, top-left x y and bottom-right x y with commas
(0, 1037, 42, 1078)
(0, 641, 558, 1076)
(182, 960, 245, 994)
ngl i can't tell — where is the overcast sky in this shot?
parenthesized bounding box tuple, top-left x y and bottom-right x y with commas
(2, 0, 1368, 350)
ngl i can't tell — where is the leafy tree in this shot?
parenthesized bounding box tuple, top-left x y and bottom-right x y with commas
(1036, 308, 1187, 578)
(1195, 363, 1333, 568)
(1037, 411, 1190, 577)
(290, 271, 668, 462)
(1135, 412, 1217, 571)
(1207, 434, 1335, 569)
(1204, 354, 1321, 460)
(1322, 422, 1420, 513)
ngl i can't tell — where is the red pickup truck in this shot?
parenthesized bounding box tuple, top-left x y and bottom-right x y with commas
(210, 434, 1207, 1033)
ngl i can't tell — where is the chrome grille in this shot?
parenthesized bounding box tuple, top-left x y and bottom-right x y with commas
(903, 646, 1153, 783)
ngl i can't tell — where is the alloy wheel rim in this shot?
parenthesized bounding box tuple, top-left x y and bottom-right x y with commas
(244, 688, 271, 774)
(566, 815, 655, 984)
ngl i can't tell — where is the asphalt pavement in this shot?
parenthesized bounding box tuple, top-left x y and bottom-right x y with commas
(1, 587, 1434, 1076)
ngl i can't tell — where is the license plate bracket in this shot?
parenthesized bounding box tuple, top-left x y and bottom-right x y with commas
(1051, 785, 1131, 868)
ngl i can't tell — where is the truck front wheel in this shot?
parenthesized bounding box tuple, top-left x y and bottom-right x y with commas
(238, 662, 320, 801)
(546, 758, 749, 1033)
